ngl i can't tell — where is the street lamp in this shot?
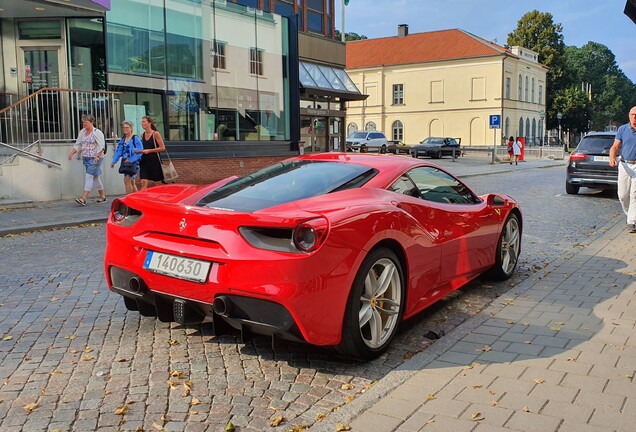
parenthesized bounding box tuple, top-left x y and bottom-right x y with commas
(557, 112, 564, 152)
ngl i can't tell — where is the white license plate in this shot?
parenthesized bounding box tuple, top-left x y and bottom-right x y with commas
(143, 251, 211, 283)
(593, 156, 610, 162)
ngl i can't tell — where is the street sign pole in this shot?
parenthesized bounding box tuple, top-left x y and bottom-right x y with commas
(489, 114, 501, 164)
(493, 129, 496, 164)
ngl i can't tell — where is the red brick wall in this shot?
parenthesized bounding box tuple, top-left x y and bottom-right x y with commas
(172, 156, 290, 185)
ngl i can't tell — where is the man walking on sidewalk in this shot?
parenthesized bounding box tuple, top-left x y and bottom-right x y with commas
(610, 106, 636, 232)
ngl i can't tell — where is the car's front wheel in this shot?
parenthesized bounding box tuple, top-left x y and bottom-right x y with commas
(487, 213, 521, 281)
(412, 150, 419, 158)
(337, 248, 404, 360)
(565, 182, 579, 195)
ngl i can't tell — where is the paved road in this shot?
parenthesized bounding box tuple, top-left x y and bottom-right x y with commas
(0, 159, 624, 431)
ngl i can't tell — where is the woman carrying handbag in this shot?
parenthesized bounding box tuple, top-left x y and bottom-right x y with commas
(111, 120, 143, 194)
(136, 116, 165, 190)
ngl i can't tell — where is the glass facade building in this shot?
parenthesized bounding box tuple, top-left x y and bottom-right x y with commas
(0, 0, 362, 159)
(105, 0, 291, 143)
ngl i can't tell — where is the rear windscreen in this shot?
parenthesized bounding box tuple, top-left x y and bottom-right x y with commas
(196, 160, 377, 212)
(577, 136, 614, 152)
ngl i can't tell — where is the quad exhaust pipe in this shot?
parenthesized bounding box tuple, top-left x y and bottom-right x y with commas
(128, 276, 143, 294)
(213, 296, 232, 316)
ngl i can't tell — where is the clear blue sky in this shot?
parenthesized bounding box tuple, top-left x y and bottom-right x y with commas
(336, 0, 636, 83)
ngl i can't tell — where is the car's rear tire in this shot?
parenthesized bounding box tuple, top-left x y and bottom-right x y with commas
(565, 182, 579, 195)
(337, 248, 405, 360)
(380, 144, 387, 154)
(487, 213, 521, 281)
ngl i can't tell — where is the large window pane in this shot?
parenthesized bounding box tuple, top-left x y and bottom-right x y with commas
(106, 0, 165, 75)
(68, 18, 106, 90)
(307, 11, 323, 33)
(165, 1, 203, 80)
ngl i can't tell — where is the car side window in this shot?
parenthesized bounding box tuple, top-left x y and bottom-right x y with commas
(388, 174, 420, 198)
(406, 167, 480, 204)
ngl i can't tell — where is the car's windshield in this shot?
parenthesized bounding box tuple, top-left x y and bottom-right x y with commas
(196, 161, 377, 212)
(349, 132, 368, 139)
(577, 136, 614, 153)
(422, 138, 444, 144)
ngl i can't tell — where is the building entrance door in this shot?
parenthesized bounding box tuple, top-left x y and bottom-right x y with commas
(19, 48, 64, 133)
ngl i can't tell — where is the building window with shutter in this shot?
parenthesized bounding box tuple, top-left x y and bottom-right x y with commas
(249, 47, 263, 75)
(212, 40, 226, 70)
(392, 83, 404, 105)
(392, 120, 403, 141)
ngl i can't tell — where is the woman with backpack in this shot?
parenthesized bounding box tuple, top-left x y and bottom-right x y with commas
(111, 120, 143, 194)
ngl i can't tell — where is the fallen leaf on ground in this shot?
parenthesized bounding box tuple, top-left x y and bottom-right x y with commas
(168, 339, 179, 346)
(471, 412, 485, 421)
(534, 378, 545, 384)
(182, 381, 191, 397)
(83, 347, 93, 353)
(426, 394, 436, 401)
(335, 425, 351, 432)
(2, 336, 13, 341)
(81, 355, 93, 361)
(191, 397, 200, 405)
(224, 422, 235, 432)
(523, 406, 530, 412)
(316, 413, 326, 421)
(170, 370, 184, 379)
(23, 402, 38, 413)
(341, 383, 354, 390)
(114, 405, 129, 415)
(152, 423, 164, 431)
(270, 415, 284, 426)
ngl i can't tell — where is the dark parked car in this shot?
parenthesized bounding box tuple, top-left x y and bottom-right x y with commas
(387, 140, 413, 155)
(565, 132, 617, 195)
(411, 137, 461, 159)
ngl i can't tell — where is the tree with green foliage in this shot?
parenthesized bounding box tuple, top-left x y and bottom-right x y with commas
(335, 30, 367, 41)
(562, 42, 636, 130)
(506, 10, 565, 130)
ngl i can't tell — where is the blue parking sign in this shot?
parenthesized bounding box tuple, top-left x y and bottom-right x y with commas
(489, 115, 501, 129)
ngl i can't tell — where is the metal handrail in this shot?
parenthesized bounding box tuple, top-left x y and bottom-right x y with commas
(0, 141, 61, 167)
(0, 87, 122, 167)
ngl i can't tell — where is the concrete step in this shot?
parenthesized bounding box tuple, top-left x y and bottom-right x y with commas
(0, 198, 35, 210)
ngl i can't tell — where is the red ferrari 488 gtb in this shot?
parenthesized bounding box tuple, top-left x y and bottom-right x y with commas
(105, 153, 521, 360)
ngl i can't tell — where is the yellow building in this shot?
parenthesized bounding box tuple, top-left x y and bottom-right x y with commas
(345, 26, 548, 147)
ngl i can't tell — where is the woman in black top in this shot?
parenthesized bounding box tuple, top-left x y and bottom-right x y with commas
(136, 116, 166, 190)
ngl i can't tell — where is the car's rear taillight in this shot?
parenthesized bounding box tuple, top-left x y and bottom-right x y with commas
(293, 218, 329, 253)
(111, 199, 142, 226)
(569, 152, 588, 161)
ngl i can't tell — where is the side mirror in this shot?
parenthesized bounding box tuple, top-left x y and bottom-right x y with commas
(486, 194, 506, 206)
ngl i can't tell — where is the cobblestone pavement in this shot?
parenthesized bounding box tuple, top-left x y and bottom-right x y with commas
(0, 165, 623, 432)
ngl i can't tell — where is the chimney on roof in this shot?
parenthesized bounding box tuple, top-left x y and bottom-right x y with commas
(398, 24, 409, 38)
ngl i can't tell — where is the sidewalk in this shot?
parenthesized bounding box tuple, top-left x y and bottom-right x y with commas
(0, 155, 566, 236)
(311, 212, 636, 431)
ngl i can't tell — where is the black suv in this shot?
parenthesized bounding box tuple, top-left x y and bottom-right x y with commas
(565, 132, 617, 195)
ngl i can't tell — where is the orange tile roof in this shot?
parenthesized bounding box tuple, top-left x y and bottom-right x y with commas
(346, 28, 512, 69)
